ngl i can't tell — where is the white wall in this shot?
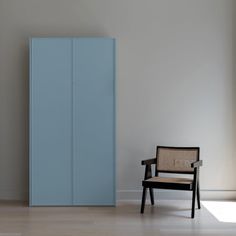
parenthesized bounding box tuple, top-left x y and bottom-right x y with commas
(0, 0, 235, 200)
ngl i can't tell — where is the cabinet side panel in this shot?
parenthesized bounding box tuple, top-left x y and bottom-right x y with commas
(30, 38, 72, 205)
(73, 38, 115, 205)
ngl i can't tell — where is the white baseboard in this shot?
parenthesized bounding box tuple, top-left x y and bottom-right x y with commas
(0, 189, 28, 201)
(0, 189, 235, 201)
(117, 190, 236, 201)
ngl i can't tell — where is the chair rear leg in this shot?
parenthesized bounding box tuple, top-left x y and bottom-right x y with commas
(141, 187, 147, 213)
(149, 188, 154, 205)
(197, 182, 201, 209)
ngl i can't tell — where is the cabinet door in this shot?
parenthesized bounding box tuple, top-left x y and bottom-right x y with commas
(30, 38, 73, 205)
(73, 38, 115, 205)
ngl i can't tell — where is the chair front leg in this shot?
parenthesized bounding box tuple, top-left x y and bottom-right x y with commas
(149, 188, 154, 205)
(197, 181, 201, 209)
(191, 185, 196, 218)
(141, 187, 147, 214)
(191, 169, 198, 218)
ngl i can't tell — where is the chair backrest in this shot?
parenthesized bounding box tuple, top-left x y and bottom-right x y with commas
(156, 146, 199, 173)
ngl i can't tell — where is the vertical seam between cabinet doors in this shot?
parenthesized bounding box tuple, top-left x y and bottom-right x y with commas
(71, 38, 74, 205)
(29, 38, 33, 206)
(72, 38, 77, 205)
(113, 39, 116, 206)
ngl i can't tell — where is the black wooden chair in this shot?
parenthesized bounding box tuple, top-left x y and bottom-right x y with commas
(141, 146, 202, 218)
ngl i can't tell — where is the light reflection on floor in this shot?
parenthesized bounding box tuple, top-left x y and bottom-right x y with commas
(202, 201, 236, 223)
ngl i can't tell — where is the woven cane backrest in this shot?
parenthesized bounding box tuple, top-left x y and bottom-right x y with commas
(156, 147, 199, 172)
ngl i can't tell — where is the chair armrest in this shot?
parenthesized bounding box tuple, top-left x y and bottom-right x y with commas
(141, 158, 156, 180)
(141, 158, 156, 166)
(191, 160, 203, 168)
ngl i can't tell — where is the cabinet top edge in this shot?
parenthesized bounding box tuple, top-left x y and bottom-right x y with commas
(30, 37, 115, 40)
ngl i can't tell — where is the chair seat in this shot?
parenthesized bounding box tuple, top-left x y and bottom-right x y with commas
(146, 176, 193, 184)
(142, 176, 193, 190)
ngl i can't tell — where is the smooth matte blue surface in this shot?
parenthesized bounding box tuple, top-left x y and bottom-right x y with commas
(73, 38, 115, 205)
(30, 38, 115, 206)
(30, 38, 73, 205)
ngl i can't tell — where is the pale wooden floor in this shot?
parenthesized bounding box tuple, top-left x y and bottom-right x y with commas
(0, 200, 236, 236)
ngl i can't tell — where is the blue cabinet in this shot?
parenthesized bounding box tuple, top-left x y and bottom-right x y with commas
(30, 38, 115, 206)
